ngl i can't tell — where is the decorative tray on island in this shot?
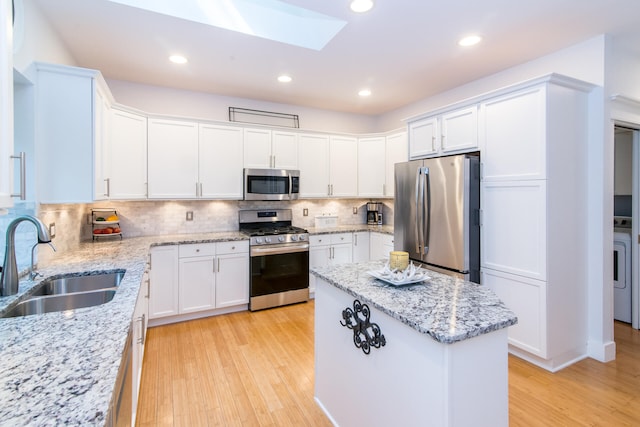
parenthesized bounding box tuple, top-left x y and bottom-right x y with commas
(368, 262, 430, 286)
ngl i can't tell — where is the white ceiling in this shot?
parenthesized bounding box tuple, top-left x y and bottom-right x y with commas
(32, 0, 640, 115)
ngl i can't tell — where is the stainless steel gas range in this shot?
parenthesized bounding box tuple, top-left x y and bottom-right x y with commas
(239, 209, 309, 311)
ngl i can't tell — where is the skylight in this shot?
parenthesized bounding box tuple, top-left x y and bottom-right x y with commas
(106, 0, 347, 50)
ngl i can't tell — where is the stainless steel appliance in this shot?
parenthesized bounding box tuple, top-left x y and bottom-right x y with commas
(366, 202, 383, 225)
(614, 216, 632, 323)
(394, 153, 480, 283)
(239, 209, 309, 311)
(244, 168, 300, 201)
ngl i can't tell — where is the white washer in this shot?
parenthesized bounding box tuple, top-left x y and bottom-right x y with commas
(614, 230, 632, 323)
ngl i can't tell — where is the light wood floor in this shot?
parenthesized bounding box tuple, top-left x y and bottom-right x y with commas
(136, 301, 640, 426)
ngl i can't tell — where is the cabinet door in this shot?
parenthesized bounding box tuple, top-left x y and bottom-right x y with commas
(408, 116, 437, 159)
(358, 137, 385, 197)
(179, 256, 216, 313)
(482, 88, 545, 181)
(149, 246, 179, 319)
(441, 106, 478, 153)
(93, 88, 110, 200)
(216, 253, 249, 307)
(199, 124, 243, 199)
(110, 109, 148, 199)
(243, 128, 272, 168)
(385, 132, 408, 197)
(147, 118, 199, 198)
(272, 131, 298, 169)
(309, 237, 330, 293)
(299, 134, 330, 197)
(0, 1, 12, 208)
(331, 243, 353, 265)
(330, 135, 358, 197)
(481, 181, 546, 281)
(482, 268, 547, 357)
(132, 277, 149, 424)
(353, 231, 370, 262)
(370, 232, 393, 260)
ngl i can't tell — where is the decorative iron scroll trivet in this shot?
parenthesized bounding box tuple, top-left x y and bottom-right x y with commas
(340, 299, 386, 354)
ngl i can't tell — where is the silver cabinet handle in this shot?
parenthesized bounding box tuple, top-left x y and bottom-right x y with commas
(104, 178, 110, 197)
(327, 184, 331, 196)
(10, 152, 26, 200)
(137, 314, 146, 345)
(146, 278, 150, 298)
(218, 257, 221, 272)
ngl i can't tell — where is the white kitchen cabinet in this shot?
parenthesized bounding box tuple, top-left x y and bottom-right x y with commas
(352, 231, 370, 262)
(243, 128, 298, 169)
(384, 131, 408, 197)
(408, 106, 478, 160)
(482, 88, 545, 181)
(109, 108, 147, 199)
(478, 76, 593, 371)
(298, 133, 330, 197)
(215, 241, 250, 308)
(358, 136, 385, 197)
(31, 62, 114, 203)
(179, 243, 217, 313)
(199, 124, 243, 199)
(370, 232, 394, 261)
(132, 274, 149, 425)
(330, 135, 358, 197)
(309, 233, 353, 293)
(0, 1, 12, 208)
(149, 245, 179, 319)
(93, 87, 110, 200)
(147, 118, 199, 199)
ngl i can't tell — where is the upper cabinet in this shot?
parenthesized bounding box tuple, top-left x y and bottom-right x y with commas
(329, 135, 358, 197)
(384, 131, 408, 198)
(147, 118, 199, 199)
(408, 105, 479, 160)
(199, 124, 243, 199)
(298, 133, 330, 198)
(0, 1, 13, 208)
(243, 128, 297, 169)
(357, 136, 385, 197)
(31, 62, 113, 203)
(109, 108, 148, 199)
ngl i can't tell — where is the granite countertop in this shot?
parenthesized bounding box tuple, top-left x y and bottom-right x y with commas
(0, 231, 247, 426)
(307, 224, 394, 235)
(311, 260, 517, 344)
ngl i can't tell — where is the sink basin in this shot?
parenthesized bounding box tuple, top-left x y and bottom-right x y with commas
(30, 270, 124, 296)
(1, 289, 117, 318)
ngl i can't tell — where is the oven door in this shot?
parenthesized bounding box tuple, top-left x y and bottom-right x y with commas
(249, 243, 309, 311)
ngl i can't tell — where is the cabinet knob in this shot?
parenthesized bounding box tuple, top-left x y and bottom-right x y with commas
(196, 249, 200, 252)
(232, 246, 235, 250)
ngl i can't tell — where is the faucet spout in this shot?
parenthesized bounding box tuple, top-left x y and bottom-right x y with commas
(1, 215, 52, 296)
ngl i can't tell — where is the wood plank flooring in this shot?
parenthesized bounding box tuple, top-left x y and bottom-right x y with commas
(136, 302, 640, 426)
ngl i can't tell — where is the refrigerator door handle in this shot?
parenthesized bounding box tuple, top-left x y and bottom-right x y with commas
(415, 167, 424, 254)
(423, 167, 431, 256)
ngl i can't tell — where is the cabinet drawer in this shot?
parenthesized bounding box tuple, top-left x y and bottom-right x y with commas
(179, 243, 216, 258)
(330, 233, 352, 245)
(310, 235, 329, 246)
(217, 240, 249, 255)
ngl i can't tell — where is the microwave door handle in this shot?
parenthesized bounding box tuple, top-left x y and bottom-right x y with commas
(289, 174, 293, 199)
(423, 167, 431, 256)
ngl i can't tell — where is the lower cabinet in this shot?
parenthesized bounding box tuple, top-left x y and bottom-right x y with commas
(148, 241, 249, 324)
(370, 232, 394, 260)
(309, 233, 353, 294)
(132, 275, 149, 425)
(352, 231, 370, 262)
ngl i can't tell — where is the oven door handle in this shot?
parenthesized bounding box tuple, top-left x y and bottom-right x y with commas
(250, 243, 310, 257)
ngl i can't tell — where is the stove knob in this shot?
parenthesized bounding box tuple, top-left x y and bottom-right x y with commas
(278, 236, 285, 242)
(255, 237, 263, 244)
(291, 235, 298, 241)
(298, 234, 306, 241)
(265, 237, 272, 243)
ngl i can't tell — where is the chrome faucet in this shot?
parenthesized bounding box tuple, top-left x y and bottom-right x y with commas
(30, 241, 56, 280)
(1, 215, 53, 296)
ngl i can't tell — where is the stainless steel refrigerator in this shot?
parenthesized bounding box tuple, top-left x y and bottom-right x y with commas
(394, 153, 480, 283)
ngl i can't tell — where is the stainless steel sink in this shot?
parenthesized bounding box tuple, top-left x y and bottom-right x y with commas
(30, 271, 124, 296)
(0, 270, 125, 318)
(2, 289, 117, 318)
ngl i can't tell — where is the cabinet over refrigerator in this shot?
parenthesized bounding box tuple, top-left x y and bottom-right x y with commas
(394, 153, 480, 282)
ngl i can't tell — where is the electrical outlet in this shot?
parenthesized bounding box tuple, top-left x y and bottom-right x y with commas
(353, 207, 358, 214)
(49, 222, 56, 239)
(303, 208, 308, 216)
(186, 211, 194, 221)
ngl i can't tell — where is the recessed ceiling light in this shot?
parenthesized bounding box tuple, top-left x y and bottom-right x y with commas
(358, 89, 372, 97)
(458, 35, 482, 47)
(169, 55, 188, 64)
(350, 0, 374, 13)
(278, 75, 292, 83)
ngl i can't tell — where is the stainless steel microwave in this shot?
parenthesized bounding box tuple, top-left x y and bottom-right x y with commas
(244, 168, 300, 201)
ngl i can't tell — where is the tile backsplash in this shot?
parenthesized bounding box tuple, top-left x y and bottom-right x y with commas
(29, 198, 394, 266)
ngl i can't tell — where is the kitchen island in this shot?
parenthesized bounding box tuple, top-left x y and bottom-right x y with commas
(0, 232, 246, 426)
(312, 260, 517, 427)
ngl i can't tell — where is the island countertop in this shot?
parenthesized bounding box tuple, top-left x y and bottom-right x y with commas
(0, 232, 247, 426)
(311, 260, 517, 344)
